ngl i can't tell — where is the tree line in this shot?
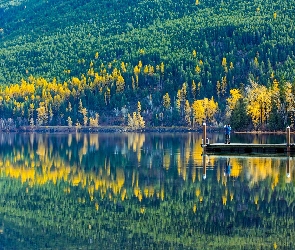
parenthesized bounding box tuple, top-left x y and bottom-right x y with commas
(0, 63, 294, 130)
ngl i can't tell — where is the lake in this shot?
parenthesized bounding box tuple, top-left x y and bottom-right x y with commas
(0, 132, 294, 249)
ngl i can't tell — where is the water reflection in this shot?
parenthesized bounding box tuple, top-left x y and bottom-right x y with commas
(287, 152, 291, 179)
(0, 132, 294, 249)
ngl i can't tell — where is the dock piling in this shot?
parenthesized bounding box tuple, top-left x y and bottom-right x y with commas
(287, 152, 291, 178)
(202, 153, 206, 180)
(287, 126, 290, 152)
(202, 123, 206, 147)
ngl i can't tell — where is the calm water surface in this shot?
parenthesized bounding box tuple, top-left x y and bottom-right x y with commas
(0, 132, 294, 249)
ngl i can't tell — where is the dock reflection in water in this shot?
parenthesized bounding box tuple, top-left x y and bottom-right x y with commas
(0, 132, 294, 249)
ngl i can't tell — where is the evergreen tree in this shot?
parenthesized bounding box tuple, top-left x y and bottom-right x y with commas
(230, 99, 250, 131)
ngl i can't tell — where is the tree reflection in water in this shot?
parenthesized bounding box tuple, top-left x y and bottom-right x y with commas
(0, 132, 294, 249)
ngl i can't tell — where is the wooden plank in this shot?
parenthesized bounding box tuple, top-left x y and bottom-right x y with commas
(203, 143, 295, 155)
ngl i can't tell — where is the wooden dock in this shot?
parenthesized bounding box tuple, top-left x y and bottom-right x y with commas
(201, 123, 294, 155)
(203, 143, 295, 155)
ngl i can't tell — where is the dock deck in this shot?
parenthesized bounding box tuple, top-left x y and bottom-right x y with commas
(203, 143, 295, 155)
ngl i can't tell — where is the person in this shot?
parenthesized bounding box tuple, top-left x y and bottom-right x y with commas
(224, 124, 231, 144)
(224, 158, 231, 177)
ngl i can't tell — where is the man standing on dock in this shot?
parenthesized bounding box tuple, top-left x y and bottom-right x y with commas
(224, 124, 231, 144)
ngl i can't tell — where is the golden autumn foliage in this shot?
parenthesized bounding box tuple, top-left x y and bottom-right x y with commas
(204, 97, 218, 123)
(184, 100, 191, 126)
(127, 101, 145, 129)
(36, 102, 48, 125)
(246, 81, 272, 127)
(162, 92, 171, 110)
(192, 100, 205, 125)
(192, 97, 218, 126)
(192, 50, 197, 57)
(192, 80, 197, 99)
(0, 130, 292, 219)
(227, 89, 242, 111)
(0, 59, 165, 128)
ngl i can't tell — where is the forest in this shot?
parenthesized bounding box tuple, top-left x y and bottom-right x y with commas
(0, 0, 295, 130)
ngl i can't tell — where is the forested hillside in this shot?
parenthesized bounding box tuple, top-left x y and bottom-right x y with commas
(0, 0, 294, 129)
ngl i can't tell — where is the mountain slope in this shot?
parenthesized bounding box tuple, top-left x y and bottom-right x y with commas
(0, 0, 294, 127)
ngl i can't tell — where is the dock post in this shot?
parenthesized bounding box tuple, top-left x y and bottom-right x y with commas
(286, 151, 291, 178)
(287, 126, 290, 152)
(202, 153, 207, 180)
(202, 123, 206, 147)
(202, 122, 207, 171)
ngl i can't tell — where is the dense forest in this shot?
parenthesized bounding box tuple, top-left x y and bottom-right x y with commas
(0, 0, 295, 129)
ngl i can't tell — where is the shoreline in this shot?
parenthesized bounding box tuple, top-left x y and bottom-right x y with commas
(0, 125, 291, 134)
(16, 126, 208, 133)
(234, 131, 289, 134)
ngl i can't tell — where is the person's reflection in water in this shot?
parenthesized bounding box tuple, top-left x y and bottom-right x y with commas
(224, 158, 231, 177)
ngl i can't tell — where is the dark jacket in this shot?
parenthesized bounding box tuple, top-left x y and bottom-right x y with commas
(225, 125, 231, 135)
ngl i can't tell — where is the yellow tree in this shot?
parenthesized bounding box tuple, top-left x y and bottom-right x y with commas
(230, 62, 234, 69)
(192, 50, 197, 57)
(116, 74, 125, 93)
(81, 108, 88, 126)
(121, 62, 127, 73)
(133, 65, 140, 87)
(192, 100, 205, 126)
(89, 113, 99, 127)
(284, 81, 295, 112)
(160, 62, 164, 74)
(36, 102, 48, 125)
(127, 101, 145, 129)
(131, 76, 135, 90)
(271, 79, 280, 109)
(184, 100, 191, 126)
(105, 87, 111, 105)
(204, 97, 218, 124)
(67, 117, 73, 127)
(216, 80, 221, 97)
(176, 99, 181, 113)
(246, 81, 271, 128)
(222, 57, 227, 73)
(192, 80, 197, 100)
(197, 81, 201, 94)
(137, 101, 141, 114)
(127, 113, 135, 128)
(162, 93, 171, 110)
(137, 102, 145, 128)
(29, 103, 34, 124)
(66, 102, 72, 113)
(148, 65, 154, 76)
(78, 99, 88, 126)
(226, 88, 242, 118)
(176, 83, 187, 116)
(253, 57, 259, 68)
(143, 65, 149, 75)
(284, 81, 295, 125)
(221, 76, 227, 95)
(132, 112, 139, 128)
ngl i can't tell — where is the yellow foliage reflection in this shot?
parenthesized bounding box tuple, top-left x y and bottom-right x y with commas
(0, 133, 293, 208)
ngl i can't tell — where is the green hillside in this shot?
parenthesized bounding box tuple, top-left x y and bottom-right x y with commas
(0, 0, 294, 128)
